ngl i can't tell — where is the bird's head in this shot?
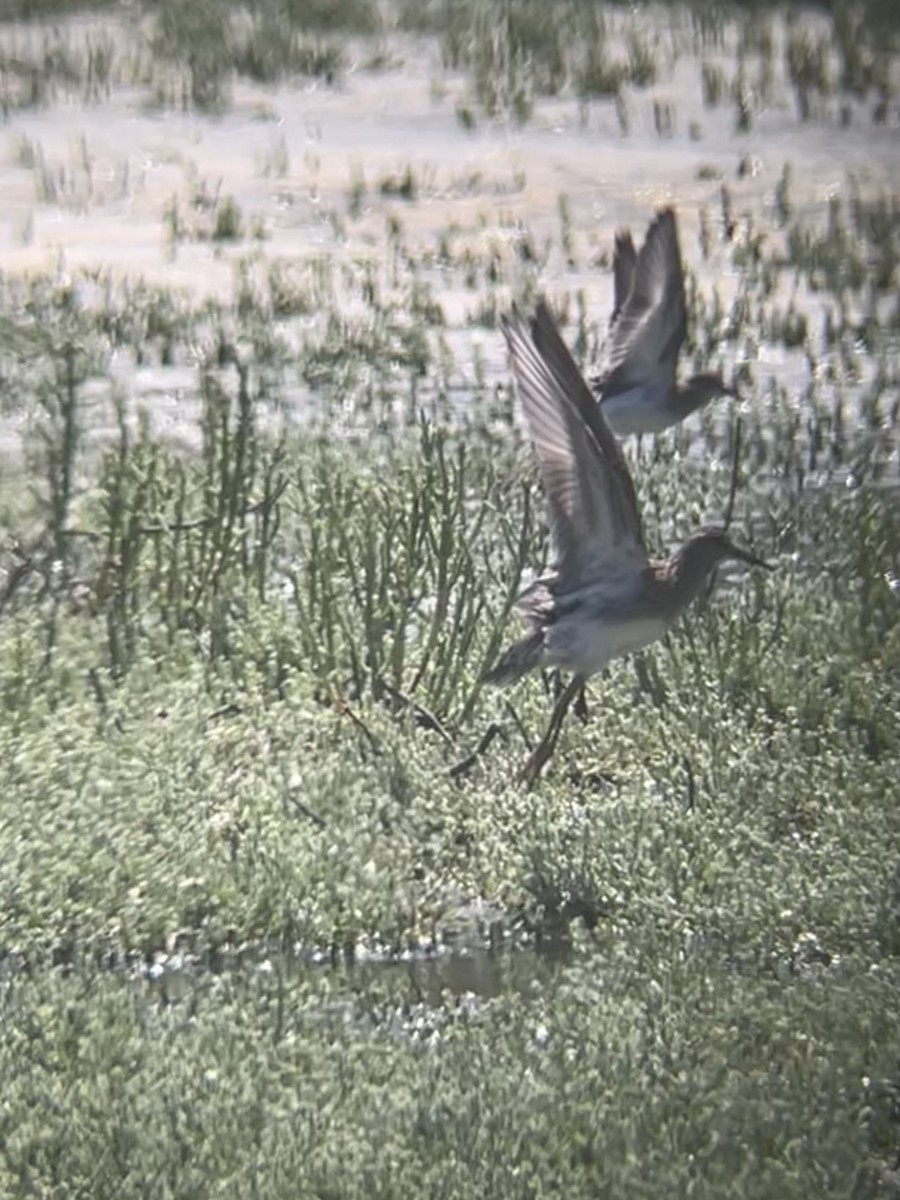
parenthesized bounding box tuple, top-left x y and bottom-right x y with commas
(684, 371, 740, 405)
(671, 525, 771, 602)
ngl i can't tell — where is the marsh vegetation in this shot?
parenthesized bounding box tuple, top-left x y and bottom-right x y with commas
(0, 1, 899, 1196)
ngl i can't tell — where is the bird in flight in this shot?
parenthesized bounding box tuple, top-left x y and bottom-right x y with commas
(592, 207, 737, 437)
(486, 299, 769, 782)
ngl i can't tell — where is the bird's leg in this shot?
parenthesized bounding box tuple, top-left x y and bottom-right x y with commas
(521, 673, 585, 785)
(549, 669, 587, 722)
(550, 668, 588, 723)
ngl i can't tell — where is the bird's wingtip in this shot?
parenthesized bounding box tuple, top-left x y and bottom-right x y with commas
(500, 303, 524, 345)
(529, 296, 557, 337)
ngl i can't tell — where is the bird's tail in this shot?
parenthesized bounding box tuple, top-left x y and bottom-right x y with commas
(482, 631, 544, 688)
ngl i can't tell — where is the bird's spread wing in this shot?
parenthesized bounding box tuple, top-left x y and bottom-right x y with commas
(611, 230, 636, 327)
(590, 230, 637, 384)
(600, 207, 686, 399)
(503, 300, 647, 587)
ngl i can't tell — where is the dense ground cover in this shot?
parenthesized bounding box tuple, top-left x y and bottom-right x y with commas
(1, 2, 899, 1196)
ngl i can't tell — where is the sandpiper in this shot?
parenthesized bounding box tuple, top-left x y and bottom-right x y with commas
(486, 300, 770, 782)
(592, 207, 737, 437)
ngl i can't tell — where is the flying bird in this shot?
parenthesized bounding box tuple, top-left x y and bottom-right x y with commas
(486, 299, 769, 782)
(592, 207, 737, 437)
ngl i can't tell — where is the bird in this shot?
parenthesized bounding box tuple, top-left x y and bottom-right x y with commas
(591, 207, 737, 438)
(485, 299, 770, 783)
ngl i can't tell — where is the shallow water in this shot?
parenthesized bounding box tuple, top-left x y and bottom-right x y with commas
(144, 941, 571, 1012)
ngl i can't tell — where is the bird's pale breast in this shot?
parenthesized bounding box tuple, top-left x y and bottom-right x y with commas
(543, 610, 667, 677)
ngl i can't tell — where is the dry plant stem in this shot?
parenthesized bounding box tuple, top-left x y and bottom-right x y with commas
(0, 544, 33, 619)
(61, 492, 282, 541)
(285, 788, 327, 829)
(705, 414, 744, 603)
(378, 679, 454, 746)
(334, 694, 383, 757)
(448, 721, 505, 779)
(504, 699, 533, 751)
(723, 414, 743, 531)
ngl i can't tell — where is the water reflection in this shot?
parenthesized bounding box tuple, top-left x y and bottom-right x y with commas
(360, 941, 572, 1005)
(144, 940, 572, 1008)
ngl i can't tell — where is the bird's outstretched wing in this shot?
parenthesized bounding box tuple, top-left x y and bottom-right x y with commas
(599, 207, 686, 400)
(503, 300, 647, 588)
(610, 230, 636, 327)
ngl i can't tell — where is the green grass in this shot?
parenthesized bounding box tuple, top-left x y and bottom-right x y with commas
(1, 948, 896, 1198)
(1, 218, 899, 1192)
(1, 4, 900, 1196)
